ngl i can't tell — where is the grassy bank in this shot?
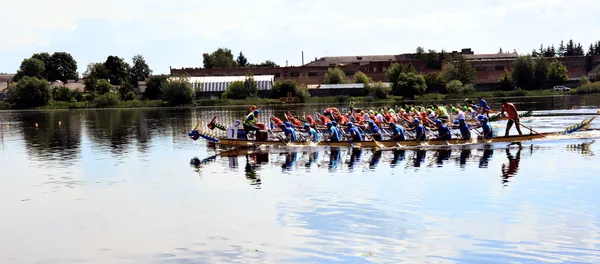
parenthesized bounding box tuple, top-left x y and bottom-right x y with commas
(2, 86, 599, 110)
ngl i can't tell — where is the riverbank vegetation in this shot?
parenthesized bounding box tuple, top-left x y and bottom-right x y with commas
(2, 43, 600, 110)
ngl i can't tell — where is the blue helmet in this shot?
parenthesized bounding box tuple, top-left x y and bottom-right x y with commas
(435, 119, 443, 125)
(477, 115, 485, 121)
(413, 118, 420, 123)
(368, 121, 375, 126)
(279, 123, 286, 129)
(389, 122, 395, 126)
(331, 121, 337, 126)
(284, 122, 292, 127)
(326, 122, 332, 127)
(254, 110, 259, 115)
(303, 123, 310, 128)
(453, 120, 460, 125)
(347, 122, 353, 127)
(481, 117, 489, 122)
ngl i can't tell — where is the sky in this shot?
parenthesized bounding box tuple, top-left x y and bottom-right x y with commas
(1, 0, 599, 75)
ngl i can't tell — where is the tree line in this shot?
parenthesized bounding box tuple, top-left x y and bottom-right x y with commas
(203, 48, 278, 68)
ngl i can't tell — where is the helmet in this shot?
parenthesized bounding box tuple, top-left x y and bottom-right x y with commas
(284, 122, 292, 127)
(331, 121, 337, 126)
(347, 122, 353, 127)
(326, 122, 332, 127)
(477, 115, 485, 120)
(279, 123, 286, 129)
(254, 110, 259, 115)
(435, 119, 443, 125)
(389, 122, 395, 126)
(481, 117, 489, 122)
(303, 123, 310, 128)
(453, 120, 460, 125)
(413, 118, 420, 123)
(368, 121, 374, 126)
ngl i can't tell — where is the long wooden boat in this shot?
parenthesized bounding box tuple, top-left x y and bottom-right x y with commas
(216, 132, 554, 148)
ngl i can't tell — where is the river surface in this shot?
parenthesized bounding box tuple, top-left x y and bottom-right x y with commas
(1, 95, 600, 263)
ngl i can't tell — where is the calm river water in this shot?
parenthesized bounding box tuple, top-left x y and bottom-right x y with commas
(1, 95, 600, 263)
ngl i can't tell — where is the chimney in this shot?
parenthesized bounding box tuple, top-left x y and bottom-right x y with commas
(302, 51, 304, 65)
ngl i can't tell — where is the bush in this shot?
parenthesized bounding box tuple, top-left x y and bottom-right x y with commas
(163, 77, 194, 105)
(6, 76, 51, 108)
(222, 81, 246, 99)
(462, 84, 476, 94)
(144, 75, 168, 100)
(445, 80, 463, 94)
(93, 92, 120, 107)
(353, 71, 370, 85)
(576, 82, 600, 94)
(579, 76, 590, 87)
(96, 79, 113, 95)
(366, 82, 392, 99)
(394, 72, 427, 98)
(323, 67, 348, 84)
(296, 84, 311, 103)
(272, 79, 298, 98)
(52, 86, 73, 101)
(118, 82, 136, 100)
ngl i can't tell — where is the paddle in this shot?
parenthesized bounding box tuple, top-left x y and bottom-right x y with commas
(510, 119, 546, 137)
(357, 126, 384, 148)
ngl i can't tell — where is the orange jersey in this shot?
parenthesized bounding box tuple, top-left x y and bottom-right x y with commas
(306, 116, 316, 127)
(271, 117, 283, 127)
(502, 103, 519, 120)
(319, 116, 331, 125)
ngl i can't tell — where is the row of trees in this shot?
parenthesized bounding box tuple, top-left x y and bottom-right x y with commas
(203, 48, 278, 69)
(529, 39, 595, 58)
(499, 56, 569, 90)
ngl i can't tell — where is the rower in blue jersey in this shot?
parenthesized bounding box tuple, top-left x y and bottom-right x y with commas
(434, 119, 452, 140)
(346, 122, 363, 142)
(456, 118, 471, 140)
(281, 122, 297, 142)
(389, 122, 406, 141)
(477, 115, 493, 139)
(478, 96, 491, 117)
(304, 123, 319, 142)
(326, 122, 341, 142)
(367, 121, 383, 141)
(412, 118, 427, 141)
(331, 121, 344, 139)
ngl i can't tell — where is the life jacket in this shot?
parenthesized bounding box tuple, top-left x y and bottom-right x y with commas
(244, 113, 256, 126)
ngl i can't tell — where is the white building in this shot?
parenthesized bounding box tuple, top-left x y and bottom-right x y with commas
(180, 75, 275, 92)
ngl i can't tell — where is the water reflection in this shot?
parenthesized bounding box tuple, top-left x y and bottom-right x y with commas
(502, 145, 522, 186)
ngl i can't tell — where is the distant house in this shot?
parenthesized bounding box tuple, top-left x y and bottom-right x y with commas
(49, 80, 85, 92)
(0, 74, 15, 99)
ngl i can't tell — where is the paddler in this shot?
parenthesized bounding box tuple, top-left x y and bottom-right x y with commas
(346, 122, 363, 142)
(499, 98, 523, 136)
(280, 122, 298, 142)
(326, 122, 341, 142)
(407, 118, 427, 141)
(456, 118, 471, 140)
(434, 104, 449, 121)
(304, 123, 319, 142)
(304, 113, 317, 128)
(270, 115, 284, 130)
(478, 97, 491, 117)
(477, 115, 494, 139)
(434, 119, 452, 140)
(366, 121, 383, 141)
(453, 107, 465, 121)
(249, 105, 257, 114)
(389, 122, 406, 141)
(349, 98, 355, 113)
(243, 110, 261, 140)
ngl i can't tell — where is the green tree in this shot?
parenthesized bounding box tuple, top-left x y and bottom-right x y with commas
(425, 49, 442, 70)
(14, 58, 46, 81)
(365, 82, 391, 99)
(394, 72, 427, 98)
(386, 62, 416, 91)
(6, 76, 51, 108)
(445, 80, 463, 94)
(118, 82, 136, 100)
(52, 86, 73, 101)
(222, 81, 246, 99)
(442, 55, 476, 84)
(353, 71, 370, 84)
(129, 54, 152, 86)
(203, 48, 236, 68)
(104, 56, 130, 85)
(82, 62, 110, 92)
(323, 67, 348, 84)
(258, 60, 278, 67)
(144, 75, 168, 100)
(415, 46, 425, 59)
(498, 70, 515, 91)
(46, 52, 78, 82)
(272, 79, 298, 98)
(533, 56, 549, 90)
(423, 72, 446, 92)
(236, 52, 249, 67)
(163, 77, 194, 105)
(547, 60, 569, 86)
(511, 55, 536, 90)
(243, 72, 258, 97)
(96, 79, 113, 95)
(31, 52, 51, 79)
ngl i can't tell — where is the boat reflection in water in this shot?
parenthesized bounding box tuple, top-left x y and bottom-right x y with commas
(191, 140, 595, 187)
